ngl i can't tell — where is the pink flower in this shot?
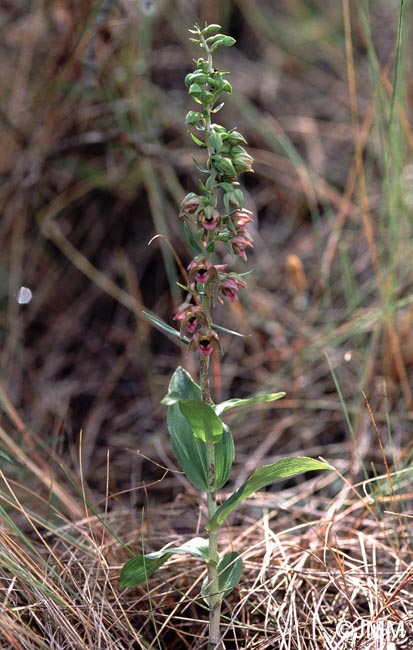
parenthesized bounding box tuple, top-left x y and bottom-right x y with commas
(188, 330, 222, 356)
(185, 317, 199, 334)
(188, 257, 227, 285)
(231, 234, 253, 261)
(231, 209, 254, 231)
(173, 304, 207, 336)
(198, 337, 214, 356)
(220, 275, 247, 302)
(199, 208, 221, 231)
(180, 193, 201, 216)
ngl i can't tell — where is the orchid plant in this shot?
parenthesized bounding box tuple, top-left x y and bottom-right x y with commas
(120, 24, 331, 649)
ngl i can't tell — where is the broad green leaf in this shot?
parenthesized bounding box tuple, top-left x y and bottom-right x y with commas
(162, 366, 202, 404)
(215, 392, 285, 417)
(179, 400, 224, 443)
(168, 402, 209, 491)
(218, 551, 243, 599)
(201, 551, 243, 603)
(206, 457, 332, 530)
(142, 311, 190, 343)
(163, 367, 234, 491)
(120, 554, 169, 588)
(168, 405, 234, 491)
(120, 537, 209, 588)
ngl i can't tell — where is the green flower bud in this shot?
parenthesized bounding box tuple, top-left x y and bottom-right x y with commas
(211, 155, 237, 180)
(208, 130, 223, 152)
(186, 111, 204, 125)
(225, 130, 248, 146)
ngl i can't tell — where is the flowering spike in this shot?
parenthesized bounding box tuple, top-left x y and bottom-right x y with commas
(173, 25, 254, 356)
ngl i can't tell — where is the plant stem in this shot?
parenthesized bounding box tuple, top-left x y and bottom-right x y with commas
(199, 342, 223, 649)
(198, 27, 224, 648)
(206, 494, 222, 650)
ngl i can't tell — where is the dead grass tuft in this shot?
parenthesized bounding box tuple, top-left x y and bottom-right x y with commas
(1, 456, 413, 648)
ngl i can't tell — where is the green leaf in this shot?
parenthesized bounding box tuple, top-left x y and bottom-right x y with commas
(201, 551, 242, 603)
(215, 423, 234, 489)
(168, 403, 233, 491)
(190, 133, 206, 147)
(162, 366, 202, 403)
(120, 537, 209, 588)
(218, 551, 242, 598)
(212, 322, 250, 338)
(211, 102, 224, 114)
(218, 182, 234, 192)
(191, 155, 209, 174)
(179, 400, 223, 443)
(142, 311, 190, 343)
(215, 392, 285, 417)
(206, 457, 333, 530)
(163, 367, 234, 491)
(120, 554, 169, 588)
(167, 403, 209, 491)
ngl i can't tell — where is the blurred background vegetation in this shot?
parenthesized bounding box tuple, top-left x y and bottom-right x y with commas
(1, 0, 413, 512)
(2, 1, 413, 648)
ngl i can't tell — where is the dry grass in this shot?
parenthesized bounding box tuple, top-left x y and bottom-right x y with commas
(1, 452, 413, 649)
(1, 0, 413, 648)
